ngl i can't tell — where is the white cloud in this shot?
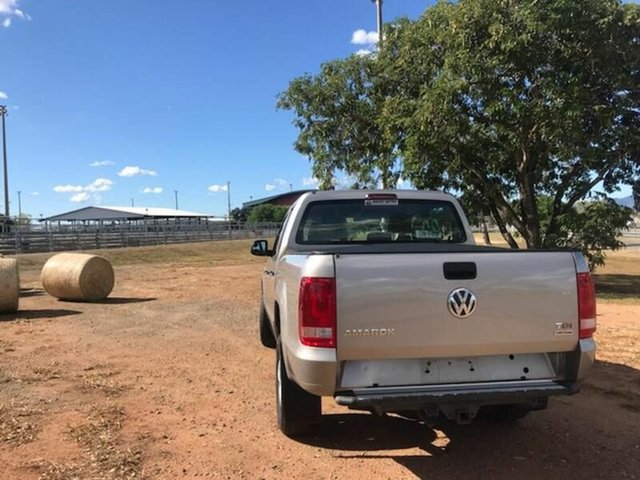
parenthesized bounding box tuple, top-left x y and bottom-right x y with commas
(302, 177, 320, 188)
(0, 0, 18, 14)
(0, 91, 7, 100)
(85, 178, 113, 192)
(70, 192, 91, 203)
(208, 183, 228, 193)
(355, 49, 373, 57)
(54, 184, 84, 193)
(351, 29, 378, 45)
(0, 0, 30, 27)
(54, 178, 113, 203)
(90, 160, 115, 167)
(30, 192, 39, 196)
(265, 178, 289, 192)
(118, 165, 157, 177)
(142, 187, 163, 194)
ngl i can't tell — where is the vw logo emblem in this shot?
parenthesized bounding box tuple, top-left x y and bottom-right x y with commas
(447, 288, 477, 318)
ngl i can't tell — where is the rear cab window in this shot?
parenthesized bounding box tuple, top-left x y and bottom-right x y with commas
(295, 198, 467, 244)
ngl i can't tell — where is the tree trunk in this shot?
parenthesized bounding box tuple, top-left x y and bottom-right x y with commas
(488, 205, 519, 249)
(480, 211, 491, 245)
(516, 148, 541, 248)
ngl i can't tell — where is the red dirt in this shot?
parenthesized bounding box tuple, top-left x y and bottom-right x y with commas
(1, 261, 639, 479)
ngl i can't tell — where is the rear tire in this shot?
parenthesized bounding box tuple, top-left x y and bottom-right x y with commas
(259, 303, 276, 349)
(276, 345, 321, 436)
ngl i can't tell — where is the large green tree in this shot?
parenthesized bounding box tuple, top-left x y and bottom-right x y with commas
(279, 0, 639, 266)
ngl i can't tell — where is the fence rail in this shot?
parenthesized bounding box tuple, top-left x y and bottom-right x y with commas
(0, 223, 280, 255)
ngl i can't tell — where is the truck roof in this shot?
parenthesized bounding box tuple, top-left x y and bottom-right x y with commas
(297, 190, 458, 202)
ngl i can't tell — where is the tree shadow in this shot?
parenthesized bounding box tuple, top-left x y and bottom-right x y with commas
(0, 309, 82, 322)
(56, 297, 157, 305)
(594, 273, 640, 300)
(96, 297, 157, 305)
(293, 359, 640, 478)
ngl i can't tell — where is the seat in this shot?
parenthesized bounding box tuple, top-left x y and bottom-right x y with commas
(366, 232, 393, 242)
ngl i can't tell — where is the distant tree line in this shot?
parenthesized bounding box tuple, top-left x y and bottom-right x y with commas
(231, 204, 288, 224)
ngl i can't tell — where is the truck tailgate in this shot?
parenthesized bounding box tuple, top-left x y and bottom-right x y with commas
(335, 251, 579, 360)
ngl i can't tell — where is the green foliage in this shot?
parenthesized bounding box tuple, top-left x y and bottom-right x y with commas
(278, 0, 639, 266)
(246, 204, 289, 223)
(230, 207, 248, 222)
(538, 197, 631, 270)
(276, 54, 399, 189)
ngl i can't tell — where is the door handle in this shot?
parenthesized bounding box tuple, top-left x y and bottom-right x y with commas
(443, 262, 477, 280)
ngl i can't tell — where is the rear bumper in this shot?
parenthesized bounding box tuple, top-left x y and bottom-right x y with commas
(335, 379, 578, 411)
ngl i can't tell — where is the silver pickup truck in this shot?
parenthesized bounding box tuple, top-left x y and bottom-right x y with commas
(251, 190, 596, 436)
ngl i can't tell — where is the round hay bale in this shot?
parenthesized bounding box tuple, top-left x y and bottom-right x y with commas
(0, 258, 19, 313)
(41, 253, 114, 302)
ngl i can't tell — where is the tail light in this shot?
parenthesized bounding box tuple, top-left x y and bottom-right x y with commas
(299, 277, 336, 348)
(577, 272, 597, 339)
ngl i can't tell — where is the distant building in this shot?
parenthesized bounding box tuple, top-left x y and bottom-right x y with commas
(40, 206, 218, 227)
(242, 190, 315, 210)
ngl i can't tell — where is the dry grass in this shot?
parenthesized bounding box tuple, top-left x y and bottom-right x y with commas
(80, 370, 127, 398)
(68, 404, 142, 480)
(0, 401, 41, 445)
(23, 460, 83, 480)
(14, 238, 265, 273)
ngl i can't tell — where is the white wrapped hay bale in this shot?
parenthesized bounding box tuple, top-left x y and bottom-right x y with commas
(0, 258, 19, 313)
(41, 253, 114, 302)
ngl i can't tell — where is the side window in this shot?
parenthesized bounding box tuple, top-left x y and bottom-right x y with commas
(271, 206, 293, 256)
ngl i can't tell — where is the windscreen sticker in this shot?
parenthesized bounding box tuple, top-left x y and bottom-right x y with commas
(364, 199, 399, 206)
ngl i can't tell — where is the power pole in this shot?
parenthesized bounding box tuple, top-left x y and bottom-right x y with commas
(0, 105, 9, 220)
(227, 181, 232, 239)
(131, 198, 134, 207)
(371, 0, 383, 51)
(17, 190, 21, 217)
(174, 190, 179, 210)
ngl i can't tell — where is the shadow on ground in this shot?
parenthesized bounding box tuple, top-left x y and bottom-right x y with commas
(0, 309, 82, 322)
(54, 297, 157, 305)
(96, 297, 157, 305)
(295, 360, 640, 479)
(595, 273, 640, 300)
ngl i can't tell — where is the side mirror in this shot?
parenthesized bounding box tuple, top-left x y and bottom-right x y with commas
(251, 239, 272, 257)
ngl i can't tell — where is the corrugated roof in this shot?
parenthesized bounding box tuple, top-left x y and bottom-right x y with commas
(41, 206, 212, 222)
(242, 189, 315, 209)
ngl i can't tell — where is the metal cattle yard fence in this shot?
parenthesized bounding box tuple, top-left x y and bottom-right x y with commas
(0, 222, 281, 255)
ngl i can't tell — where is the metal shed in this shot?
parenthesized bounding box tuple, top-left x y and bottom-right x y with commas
(41, 206, 212, 223)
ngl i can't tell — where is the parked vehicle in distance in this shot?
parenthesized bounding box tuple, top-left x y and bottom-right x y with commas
(251, 190, 596, 436)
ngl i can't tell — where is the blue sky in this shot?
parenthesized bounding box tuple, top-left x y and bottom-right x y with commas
(0, 0, 431, 218)
(0, 1, 634, 219)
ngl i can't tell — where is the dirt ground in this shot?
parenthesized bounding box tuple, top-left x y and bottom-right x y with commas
(1, 242, 639, 479)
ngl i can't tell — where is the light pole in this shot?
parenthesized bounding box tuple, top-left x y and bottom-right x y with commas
(0, 105, 9, 220)
(17, 190, 21, 217)
(174, 190, 179, 210)
(371, 0, 383, 51)
(227, 181, 232, 239)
